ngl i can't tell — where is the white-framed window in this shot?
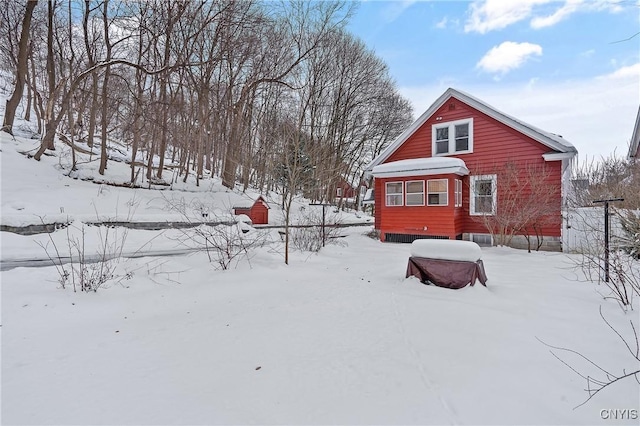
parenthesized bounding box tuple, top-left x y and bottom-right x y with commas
(470, 174, 497, 215)
(405, 180, 424, 206)
(385, 181, 403, 206)
(432, 118, 473, 156)
(427, 179, 448, 206)
(470, 233, 493, 247)
(336, 187, 342, 197)
(455, 179, 462, 207)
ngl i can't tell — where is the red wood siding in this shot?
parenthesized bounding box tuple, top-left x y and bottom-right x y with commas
(234, 199, 269, 225)
(377, 173, 464, 241)
(380, 95, 563, 238)
(374, 179, 382, 229)
(250, 202, 269, 225)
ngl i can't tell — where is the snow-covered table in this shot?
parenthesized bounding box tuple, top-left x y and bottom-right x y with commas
(405, 240, 488, 289)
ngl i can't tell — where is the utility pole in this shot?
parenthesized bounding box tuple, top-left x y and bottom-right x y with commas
(592, 198, 624, 282)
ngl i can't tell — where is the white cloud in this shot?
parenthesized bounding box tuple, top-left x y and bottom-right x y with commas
(465, 0, 627, 33)
(476, 42, 543, 75)
(435, 17, 448, 29)
(530, 0, 581, 29)
(380, 0, 417, 23)
(398, 62, 640, 160)
(464, 0, 552, 33)
(600, 62, 640, 79)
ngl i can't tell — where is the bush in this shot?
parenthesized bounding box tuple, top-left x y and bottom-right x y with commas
(618, 210, 640, 259)
(289, 207, 346, 252)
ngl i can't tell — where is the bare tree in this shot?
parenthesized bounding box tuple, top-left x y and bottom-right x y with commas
(2, 0, 38, 135)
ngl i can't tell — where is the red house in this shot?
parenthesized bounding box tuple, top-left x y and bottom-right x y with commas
(334, 177, 357, 200)
(364, 88, 577, 251)
(233, 196, 270, 225)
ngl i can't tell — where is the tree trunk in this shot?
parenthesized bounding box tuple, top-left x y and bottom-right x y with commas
(98, 0, 111, 175)
(33, 0, 59, 160)
(2, 0, 37, 135)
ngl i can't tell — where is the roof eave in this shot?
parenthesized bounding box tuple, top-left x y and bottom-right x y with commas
(543, 151, 577, 161)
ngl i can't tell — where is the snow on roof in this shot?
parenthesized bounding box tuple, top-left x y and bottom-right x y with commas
(410, 239, 482, 262)
(232, 195, 270, 210)
(366, 87, 577, 173)
(371, 157, 469, 178)
(232, 202, 253, 209)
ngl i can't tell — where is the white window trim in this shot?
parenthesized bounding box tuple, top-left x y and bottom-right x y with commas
(336, 187, 342, 197)
(431, 118, 474, 157)
(455, 179, 462, 208)
(405, 180, 425, 206)
(385, 181, 404, 207)
(427, 178, 448, 206)
(470, 174, 497, 216)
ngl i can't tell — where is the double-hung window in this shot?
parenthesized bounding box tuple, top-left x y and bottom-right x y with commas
(405, 181, 424, 206)
(427, 179, 448, 206)
(432, 118, 473, 156)
(385, 182, 403, 206)
(470, 175, 497, 215)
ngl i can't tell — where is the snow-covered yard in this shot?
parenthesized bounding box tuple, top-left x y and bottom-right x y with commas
(3, 229, 639, 425)
(2, 121, 639, 425)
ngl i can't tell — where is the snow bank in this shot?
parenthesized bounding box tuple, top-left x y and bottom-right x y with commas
(410, 239, 482, 262)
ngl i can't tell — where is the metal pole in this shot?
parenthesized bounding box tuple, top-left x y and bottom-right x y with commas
(322, 204, 326, 247)
(604, 201, 609, 282)
(593, 198, 624, 283)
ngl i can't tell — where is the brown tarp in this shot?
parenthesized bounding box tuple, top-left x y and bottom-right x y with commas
(406, 257, 488, 289)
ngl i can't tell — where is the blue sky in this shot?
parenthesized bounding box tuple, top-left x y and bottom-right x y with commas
(347, 0, 640, 160)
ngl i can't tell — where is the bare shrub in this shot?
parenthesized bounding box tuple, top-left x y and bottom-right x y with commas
(618, 210, 640, 259)
(538, 307, 640, 409)
(570, 207, 640, 310)
(570, 154, 640, 209)
(289, 207, 346, 252)
(162, 196, 267, 270)
(364, 227, 380, 240)
(37, 218, 130, 292)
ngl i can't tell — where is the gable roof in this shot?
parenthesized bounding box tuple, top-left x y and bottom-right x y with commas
(233, 195, 270, 210)
(629, 106, 640, 160)
(365, 87, 577, 173)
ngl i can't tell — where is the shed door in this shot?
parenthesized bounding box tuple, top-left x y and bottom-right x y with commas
(257, 210, 267, 224)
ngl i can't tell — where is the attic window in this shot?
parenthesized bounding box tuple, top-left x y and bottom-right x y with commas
(432, 118, 473, 156)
